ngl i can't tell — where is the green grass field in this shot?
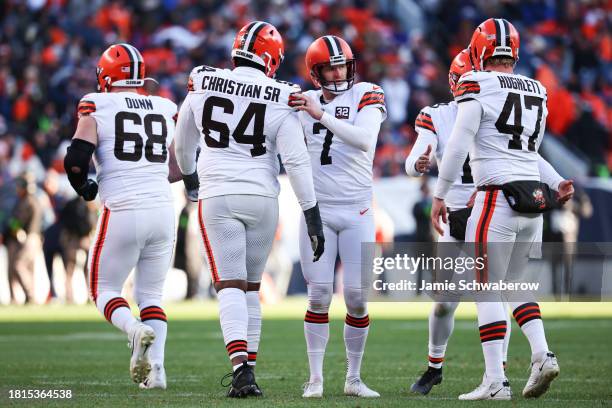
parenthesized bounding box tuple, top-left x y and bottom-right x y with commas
(1, 299, 611, 407)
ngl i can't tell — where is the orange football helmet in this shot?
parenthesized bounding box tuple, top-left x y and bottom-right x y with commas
(469, 18, 520, 70)
(96, 43, 146, 92)
(448, 49, 473, 94)
(305, 36, 355, 93)
(231, 21, 284, 78)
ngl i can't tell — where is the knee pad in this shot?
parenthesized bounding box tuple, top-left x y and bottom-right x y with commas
(307, 283, 333, 314)
(344, 286, 368, 317)
(434, 301, 459, 317)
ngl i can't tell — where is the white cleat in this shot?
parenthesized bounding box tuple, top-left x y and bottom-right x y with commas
(523, 352, 560, 398)
(302, 381, 323, 398)
(128, 323, 156, 384)
(344, 378, 380, 398)
(458, 374, 512, 400)
(140, 364, 166, 390)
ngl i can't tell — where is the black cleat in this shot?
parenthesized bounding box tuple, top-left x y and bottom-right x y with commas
(410, 366, 443, 395)
(222, 362, 262, 398)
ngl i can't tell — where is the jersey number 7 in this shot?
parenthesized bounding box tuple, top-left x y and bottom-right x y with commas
(313, 123, 334, 165)
(495, 92, 544, 152)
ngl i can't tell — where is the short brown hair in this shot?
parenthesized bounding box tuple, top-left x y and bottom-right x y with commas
(484, 56, 515, 69)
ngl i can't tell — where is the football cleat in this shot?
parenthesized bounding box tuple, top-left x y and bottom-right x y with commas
(139, 363, 166, 390)
(222, 362, 262, 398)
(410, 366, 443, 395)
(523, 352, 559, 398)
(458, 374, 512, 400)
(302, 381, 323, 398)
(128, 323, 156, 384)
(344, 378, 380, 398)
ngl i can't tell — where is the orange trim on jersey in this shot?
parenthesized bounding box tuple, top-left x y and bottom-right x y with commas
(415, 112, 437, 134)
(78, 100, 96, 116)
(90, 207, 111, 303)
(475, 191, 497, 283)
(358, 92, 385, 111)
(453, 81, 481, 98)
(197, 200, 219, 282)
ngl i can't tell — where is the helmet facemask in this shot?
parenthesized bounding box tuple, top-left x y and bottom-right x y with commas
(313, 58, 355, 94)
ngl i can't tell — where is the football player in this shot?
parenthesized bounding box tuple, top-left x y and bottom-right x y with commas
(431, 19, 574, 400)
(64, 43, 180, 389)
(405, 49, 516, 395)
(174, 21, 324, 398)
(289, 35, 386, 398)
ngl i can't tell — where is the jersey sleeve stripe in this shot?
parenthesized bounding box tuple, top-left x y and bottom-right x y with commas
(453, 82, 481, 97)
(358, 93, 385, 111)
(415, 120, 437, 134)
(358, 99, 385, 111)
(358, 95, 385, 107)
(360, 91, 384, 101)
(78, 100, 96, 115)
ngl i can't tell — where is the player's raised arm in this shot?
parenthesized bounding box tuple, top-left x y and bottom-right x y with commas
(174, 94, 200, 201)
(433, 99, 481, 200)
(430, 99, 481, 234)
(290, 91, 382, 152)
(64, 101, 99, 201)
(277, 112, 325, 261)
(405, 110, 438, 176)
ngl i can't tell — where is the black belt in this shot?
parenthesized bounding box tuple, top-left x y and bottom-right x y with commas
(477, 185, 503, 191)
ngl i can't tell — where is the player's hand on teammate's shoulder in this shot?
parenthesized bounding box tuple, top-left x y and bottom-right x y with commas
(556, 179, 574, 206)
(430, 197, 447, 236)
(415, 145, 433, 173)
(288, 92, 323, 120)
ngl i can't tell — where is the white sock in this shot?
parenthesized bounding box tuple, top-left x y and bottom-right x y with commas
(97, 294, 137, 334)
(246, 291, 261, 367)
(511, 302, 548, 359)
(218, 288, 248, 361)
(140, 305, 167, 366)
(344, 314, 370, 381)
(304, 310, 329, 383)
(428, 302, 458, 368)
(503, 303, 511, 367)
(477, 301, 507, 381)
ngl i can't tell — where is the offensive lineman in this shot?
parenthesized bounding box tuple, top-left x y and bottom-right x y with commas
(289, 35, 386, 398)
(174, 21, 325, 398)
(431, 19, 574, 400)
(64, 44, 179, 389)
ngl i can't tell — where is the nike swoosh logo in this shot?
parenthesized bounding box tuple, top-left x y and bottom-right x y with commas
(490, 388, 503, 398)
(359, 208, 369, 215)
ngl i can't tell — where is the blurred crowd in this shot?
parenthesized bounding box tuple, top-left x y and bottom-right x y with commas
(0, 1, 610, 302)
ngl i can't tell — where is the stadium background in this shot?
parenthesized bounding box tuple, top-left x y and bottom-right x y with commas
(0, 1, 611, 406)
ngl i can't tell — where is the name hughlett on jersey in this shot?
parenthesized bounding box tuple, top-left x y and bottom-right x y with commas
(497, 75, 542, 95)
(196, 74, 282, 102)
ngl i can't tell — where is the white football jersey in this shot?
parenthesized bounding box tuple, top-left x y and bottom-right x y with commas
(77, 91, 177, 210)
(184, 65, 302, 199)
(298, 82, 386, 205)
(454, 70, 548, 186)
(414, 101, 474, 209)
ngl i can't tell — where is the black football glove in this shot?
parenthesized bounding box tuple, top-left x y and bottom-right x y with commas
(78, 179, 98, 201)
(182, 171, 199, 202)
(304, 203, 325, 262)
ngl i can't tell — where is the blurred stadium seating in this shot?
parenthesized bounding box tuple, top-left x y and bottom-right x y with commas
(0, 0, 610, 304)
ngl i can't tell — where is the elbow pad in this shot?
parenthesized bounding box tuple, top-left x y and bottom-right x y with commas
(64, 139, 95, 191)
